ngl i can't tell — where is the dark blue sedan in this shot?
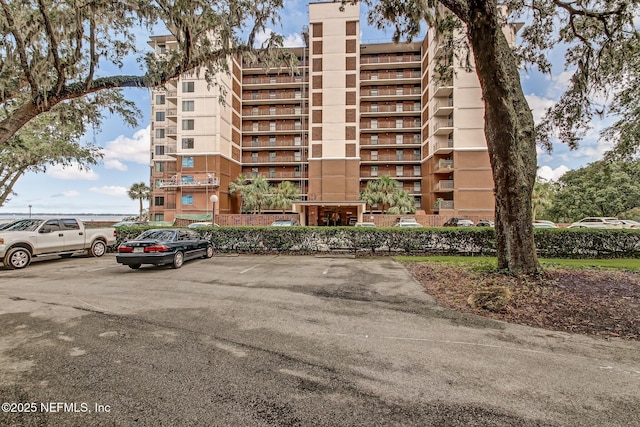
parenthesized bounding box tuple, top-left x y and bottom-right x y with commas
(116, 229, 213, 269)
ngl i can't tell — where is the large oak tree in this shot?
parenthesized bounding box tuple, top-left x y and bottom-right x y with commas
(347, 0, 640, 274)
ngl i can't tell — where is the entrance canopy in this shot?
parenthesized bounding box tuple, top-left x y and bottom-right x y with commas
(292, 201, 367, 226)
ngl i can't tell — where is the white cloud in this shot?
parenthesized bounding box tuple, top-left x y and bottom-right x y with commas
(89, 186, 128, 197)
(102, 126, 150, 170)
(51, 190, 80, 198)
(253, 29, 305, 48)
(47, 164, 99, 181)
(525, 93, 555, 124)
(537, 165, 570, 182)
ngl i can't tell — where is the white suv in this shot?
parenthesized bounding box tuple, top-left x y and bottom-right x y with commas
(568, 217, 623, 229)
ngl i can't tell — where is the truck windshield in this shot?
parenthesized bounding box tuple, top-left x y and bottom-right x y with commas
(2, 219, 42, 232)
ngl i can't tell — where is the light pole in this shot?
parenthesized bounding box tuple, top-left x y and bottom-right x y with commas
(28, 204, 32, 218)
(209, 194, 219, 226)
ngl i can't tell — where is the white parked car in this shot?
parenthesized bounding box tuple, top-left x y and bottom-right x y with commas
(620, 220, 640, 229)
(533, 220, 558, 228)
(568, 217, 623, 229)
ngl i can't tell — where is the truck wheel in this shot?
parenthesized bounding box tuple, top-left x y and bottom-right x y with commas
(171, 251, 184, 269)
(128, 264, 141, 270)
(89, 240, 106, 257)
(4, 247, 31, 269)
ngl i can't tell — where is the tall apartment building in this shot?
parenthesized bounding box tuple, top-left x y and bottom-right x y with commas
(148, 1, 518, 225)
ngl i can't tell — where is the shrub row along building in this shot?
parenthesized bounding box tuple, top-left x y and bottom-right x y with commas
(148, 1, 519, 225)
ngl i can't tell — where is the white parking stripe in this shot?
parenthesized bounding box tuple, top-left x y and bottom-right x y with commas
(239, 264, 260, 274)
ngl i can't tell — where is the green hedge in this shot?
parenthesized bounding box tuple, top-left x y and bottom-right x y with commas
(111, 226, 640, 258)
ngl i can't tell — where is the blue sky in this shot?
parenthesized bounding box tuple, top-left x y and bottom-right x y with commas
(0, 1, 610, 215)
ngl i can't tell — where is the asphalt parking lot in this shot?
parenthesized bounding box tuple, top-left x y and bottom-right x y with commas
(0, 254, 639, 426)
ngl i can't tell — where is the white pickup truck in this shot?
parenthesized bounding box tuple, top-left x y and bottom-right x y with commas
(0, 217, 116, 269)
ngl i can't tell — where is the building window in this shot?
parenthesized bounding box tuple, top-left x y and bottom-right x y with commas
(371, 119, 378, 129)
(155, 111, 165, 121)
(155, 128, 165, 138)
(371, 135, 378, 145)
(396, 134, 403, 144)
(294, 166, 301, 177)
(157, 44, 166, 54)
(182, 81, 194, 93)
(396, 149, 403, 160)
(396, 119, 403, 129)
(371, 166, 378, 176)
(182, 119, 194, 130)
(396, 166, 404, 176)
(156, 94, 165, 105)
(371, 150, 378, 160)
(181, 195, 194, 205)
(294, 136, 301, 146)
(414, 149, 421, 160)
(270, 90, 276, 99)
(294, 151, 301, 161)
(155, 145, 165, 155)
(269, 151, 276, 162)
(294, 121, 301, 130)
(413, 182, 421, 192)
(182, 157, 194, 167)
(182, 100, 195, 111)
(371, 103, 378, 112)
(396, 102, 403, 112)
(295, 90, 301, 99)
(181, 175, 194, 183)
(413, 134, 421, 144)
(269, 136, 276, 146)
(396, 87, 404, 95)
(154, 196, 165, 206)
(252, 152, 258, 162)
(371, 88, 378, 96)
(154, 162, 165, 172)
(252, 122, 259, 131)
(182, 138, 194, 149)
(270, 122, 276, 131)
(270, 106, 276, 115)
(154, 213, 164, 222)
(252, 136, 259, 146)
(269, 167, 276, 178)
(413, 165, 421, 176)
(252, 106, 258, 116)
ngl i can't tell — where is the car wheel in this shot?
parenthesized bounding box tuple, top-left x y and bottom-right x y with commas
(204, 245, 214, 259)
(128, 264, 141, 270)
(4, 247, 31, 269)
(89, 240, 106, 257)
(171, 251, 184, 269)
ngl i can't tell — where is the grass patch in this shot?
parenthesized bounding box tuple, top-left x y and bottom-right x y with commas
(396, 255, 640, 271)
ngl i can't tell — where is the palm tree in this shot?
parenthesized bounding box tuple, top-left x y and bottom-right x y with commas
(246, 175, 272, 214)
(269, 181, 300, 213)
(360, 175, 402, 213)
(387, 190, 416, 214)
(532, 178, 555, 220)
(127, 182, 151, 220)
(229, 174, 250, 212)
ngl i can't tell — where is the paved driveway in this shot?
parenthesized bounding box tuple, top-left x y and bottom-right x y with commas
(0, 254, 639, 426)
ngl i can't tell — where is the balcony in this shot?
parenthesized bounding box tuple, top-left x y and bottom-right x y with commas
(433, 139, 454, 154)
(243, 155, 307, 164)
(433, 119, 454, 136)
(433, 180, 454, 192)
(434, 159, 454, 172)
(360, 105, 421, 116)
(158, 176, 220, 189)
(433, 98, 454, 117)
(360, 137, 422, 147)
(242, 92, 307, 104)
(243, 140, 306, 150)
(242, 124, 307, 134)
(360, 154, 421, 163)
(242, 75, 308, 89)
(242, 107, 307, 119)
(360, 54, 421, 70)
(243, 171, 307, 179)
(361, 88, 421, 101)
(166, 126, 177, 136)
(166, 90, 177, 98)
(435, 200, 454, 210)
(166, 108, 178, 117)
(360, 121, 421, 132)
(434, 79, 454, 97)
(360, 71, 421, 85)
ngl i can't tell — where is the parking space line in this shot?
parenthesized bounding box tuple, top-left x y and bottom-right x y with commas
(240, 264, 260, 274)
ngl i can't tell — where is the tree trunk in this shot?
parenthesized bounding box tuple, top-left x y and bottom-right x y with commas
(466, 2, 540, 275)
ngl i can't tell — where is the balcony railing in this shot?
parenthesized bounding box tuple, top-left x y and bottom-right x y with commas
(435, 200, 454, 210)
(243, 107, 307, 117)
(158, 176, 220, 188)
(361, 71, 421, 80)
(242, 76, 308, 85)
(361, 121, 421, 130)
(361, 138, 422, 146)
(433, 180, 454, 191)
(243, 141, 306, 149)
(166, 126, 177, 136)
(361, 88, 421, 97)
(361, 154, 421, 162)
(360, 54, 421, 64)
(242, 124, 306, 132)
(436, 159, 454, 170)
(361, 105, 420, 113)
(242, 92, 306, 101)
(244, 171, 306, 179)
(243, 156, 307, 163)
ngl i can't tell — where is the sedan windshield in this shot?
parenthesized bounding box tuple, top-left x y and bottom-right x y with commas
(136, 230, 176, 241)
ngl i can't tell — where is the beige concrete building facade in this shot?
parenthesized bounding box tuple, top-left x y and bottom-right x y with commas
(148, 1, 513, 224)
